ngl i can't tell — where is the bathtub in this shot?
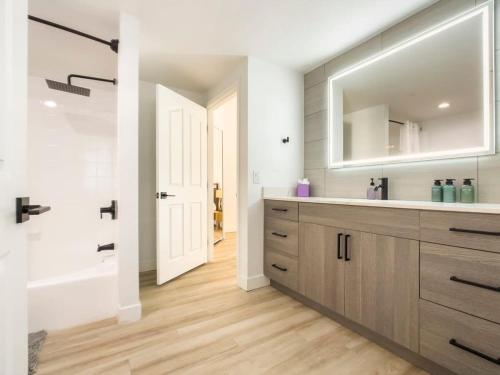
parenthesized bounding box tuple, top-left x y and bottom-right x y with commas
(28, 259, 118, 332)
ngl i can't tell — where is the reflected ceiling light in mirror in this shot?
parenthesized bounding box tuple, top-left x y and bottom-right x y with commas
(438, 102, 450, 109)
(43, 100, 57, 108)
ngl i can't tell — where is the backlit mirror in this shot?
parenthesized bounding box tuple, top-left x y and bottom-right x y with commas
(328, 4, 494, 168)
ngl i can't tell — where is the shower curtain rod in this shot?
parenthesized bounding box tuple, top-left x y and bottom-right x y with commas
(28, 15, 119, 53)
(389, 119, 405, 125)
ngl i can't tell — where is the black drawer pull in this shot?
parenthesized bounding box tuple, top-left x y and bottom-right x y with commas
(344, 234, 351, 261)
(271, 208, 288, 212)
(271, 232, 287, 238)
(272, 264, 287, 272)
(450, 276, 500, 293)
(449, 339, 500, 365)
(337, 233, 343, 259)
(449, 227, 500, 236)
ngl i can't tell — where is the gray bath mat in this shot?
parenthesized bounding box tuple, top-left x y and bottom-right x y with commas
(28, 330, 47, 375)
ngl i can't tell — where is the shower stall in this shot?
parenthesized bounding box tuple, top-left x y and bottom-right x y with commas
(26, 15, 120, 331)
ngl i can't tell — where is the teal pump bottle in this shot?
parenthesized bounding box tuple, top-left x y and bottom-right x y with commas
(461, 178, 475, 203)
(431, 180, 443, 202)
(443, 179, 456, 203)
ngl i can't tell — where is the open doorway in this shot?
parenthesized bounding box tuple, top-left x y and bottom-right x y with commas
(212, 93, 238, 245)
(209, 92, 238, 264)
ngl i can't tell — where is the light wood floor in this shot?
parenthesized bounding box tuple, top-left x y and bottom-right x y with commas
(37, 233, 427, 374)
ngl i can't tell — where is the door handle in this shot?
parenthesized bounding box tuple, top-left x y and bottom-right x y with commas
(344, 234, 351, 261)
(157, 192, 176, 199)
(16, 197, 51, 224)
(337, 233, 343, 259)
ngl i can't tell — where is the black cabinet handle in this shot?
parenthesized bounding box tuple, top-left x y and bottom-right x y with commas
(271, 208, 288, 212)
(272, 264, 287, 272)
(271, 232, 288, 238)
(450, 276, 500, 293)
(344, 234, 351, 261)
(337, 233, 343, 259)
(449, 339, 500, 365)
(449, 227, 500, 236)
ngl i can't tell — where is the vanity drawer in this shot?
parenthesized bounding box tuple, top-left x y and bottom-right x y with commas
(264, 217, 299, 257)
(420, 299, 500, 375)
(420, 242, 500, 324)
(299, 203, 420, 239)
(265, 200, 298, 222)
(420, 210, 500, 253)
(264, 250, 298, 291)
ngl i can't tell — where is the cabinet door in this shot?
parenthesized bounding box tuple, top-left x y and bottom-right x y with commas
(299, 223, 345, 314)
(345, 232, 419, 352)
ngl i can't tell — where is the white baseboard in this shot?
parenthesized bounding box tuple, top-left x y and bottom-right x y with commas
(118, 302, 142, 323)
(238, 274, 270, 291)
(139, 259, 156, 272)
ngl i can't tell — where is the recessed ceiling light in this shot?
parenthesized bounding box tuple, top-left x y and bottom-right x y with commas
(43, 100, 57, 108)
(438, 102, 450, 109)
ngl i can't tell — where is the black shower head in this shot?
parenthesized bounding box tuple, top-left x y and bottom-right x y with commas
(45, 79, 91, 97)
(45, 75, 116, 97)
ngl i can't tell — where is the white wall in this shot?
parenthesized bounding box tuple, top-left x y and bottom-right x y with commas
(206, 57, 303, 290)
(420, 110, 483, 152)
(246, 57, 304, 286)
(117, 13, 141, 323)
(27, 77, 117, 281)
(344, 104, 389, 160)
(213, 94, 238, 233)
(138, 81, 156, 272)
(0, 0, 28, 372)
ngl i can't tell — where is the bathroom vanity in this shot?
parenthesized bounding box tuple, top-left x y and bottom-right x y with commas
(264, 197, 500, 375)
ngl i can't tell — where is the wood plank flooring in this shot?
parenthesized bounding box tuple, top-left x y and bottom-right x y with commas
(37, 233, 427, 374)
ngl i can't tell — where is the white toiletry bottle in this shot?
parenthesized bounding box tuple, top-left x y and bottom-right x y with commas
(367, 178, 376, 200)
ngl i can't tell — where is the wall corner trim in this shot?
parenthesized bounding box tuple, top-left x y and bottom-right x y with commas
(118, 302, 142, 323)
(238, 274, 270, 291)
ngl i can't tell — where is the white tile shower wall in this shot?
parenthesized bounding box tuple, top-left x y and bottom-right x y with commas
(303, 0, 500, 203)
(27, 76, 117, 281)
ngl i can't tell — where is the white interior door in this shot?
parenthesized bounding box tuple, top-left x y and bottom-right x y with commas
(156, 85, 208, 285)
(0, 0, 28, 373)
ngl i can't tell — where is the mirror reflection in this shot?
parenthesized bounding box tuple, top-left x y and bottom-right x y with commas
(330, 8, 493, 167)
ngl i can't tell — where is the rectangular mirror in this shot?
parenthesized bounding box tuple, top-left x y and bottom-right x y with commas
(328, 4, 494, 168)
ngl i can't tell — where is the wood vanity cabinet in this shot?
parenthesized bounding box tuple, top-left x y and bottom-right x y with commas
(264, 199, 500, 375)
(298, 223, 347, 314)
(298, 221, 419, 352)
(344, 232, 419, 352)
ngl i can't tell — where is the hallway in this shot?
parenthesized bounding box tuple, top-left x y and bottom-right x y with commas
(36, 233, 425, 374)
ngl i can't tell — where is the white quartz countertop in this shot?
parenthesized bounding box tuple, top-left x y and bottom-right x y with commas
(263, 196, 500, 214)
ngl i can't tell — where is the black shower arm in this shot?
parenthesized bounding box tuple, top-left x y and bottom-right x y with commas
(28, 15, 119, 53)
(67, 74, 117, 86)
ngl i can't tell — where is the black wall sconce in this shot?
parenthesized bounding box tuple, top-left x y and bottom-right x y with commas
(282, 137, 290, 144)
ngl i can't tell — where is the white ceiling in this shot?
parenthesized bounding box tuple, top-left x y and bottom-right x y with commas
(29, 0, 436, 93)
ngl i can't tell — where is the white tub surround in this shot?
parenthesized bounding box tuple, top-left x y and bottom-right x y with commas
(263, 195, 500, 215)
(28, 261, 118, 332)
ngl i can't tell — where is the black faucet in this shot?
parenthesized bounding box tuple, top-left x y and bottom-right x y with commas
(100, 200, 117, 220)
(374, 178, 389, 200)
(97, 243, 114, 252)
